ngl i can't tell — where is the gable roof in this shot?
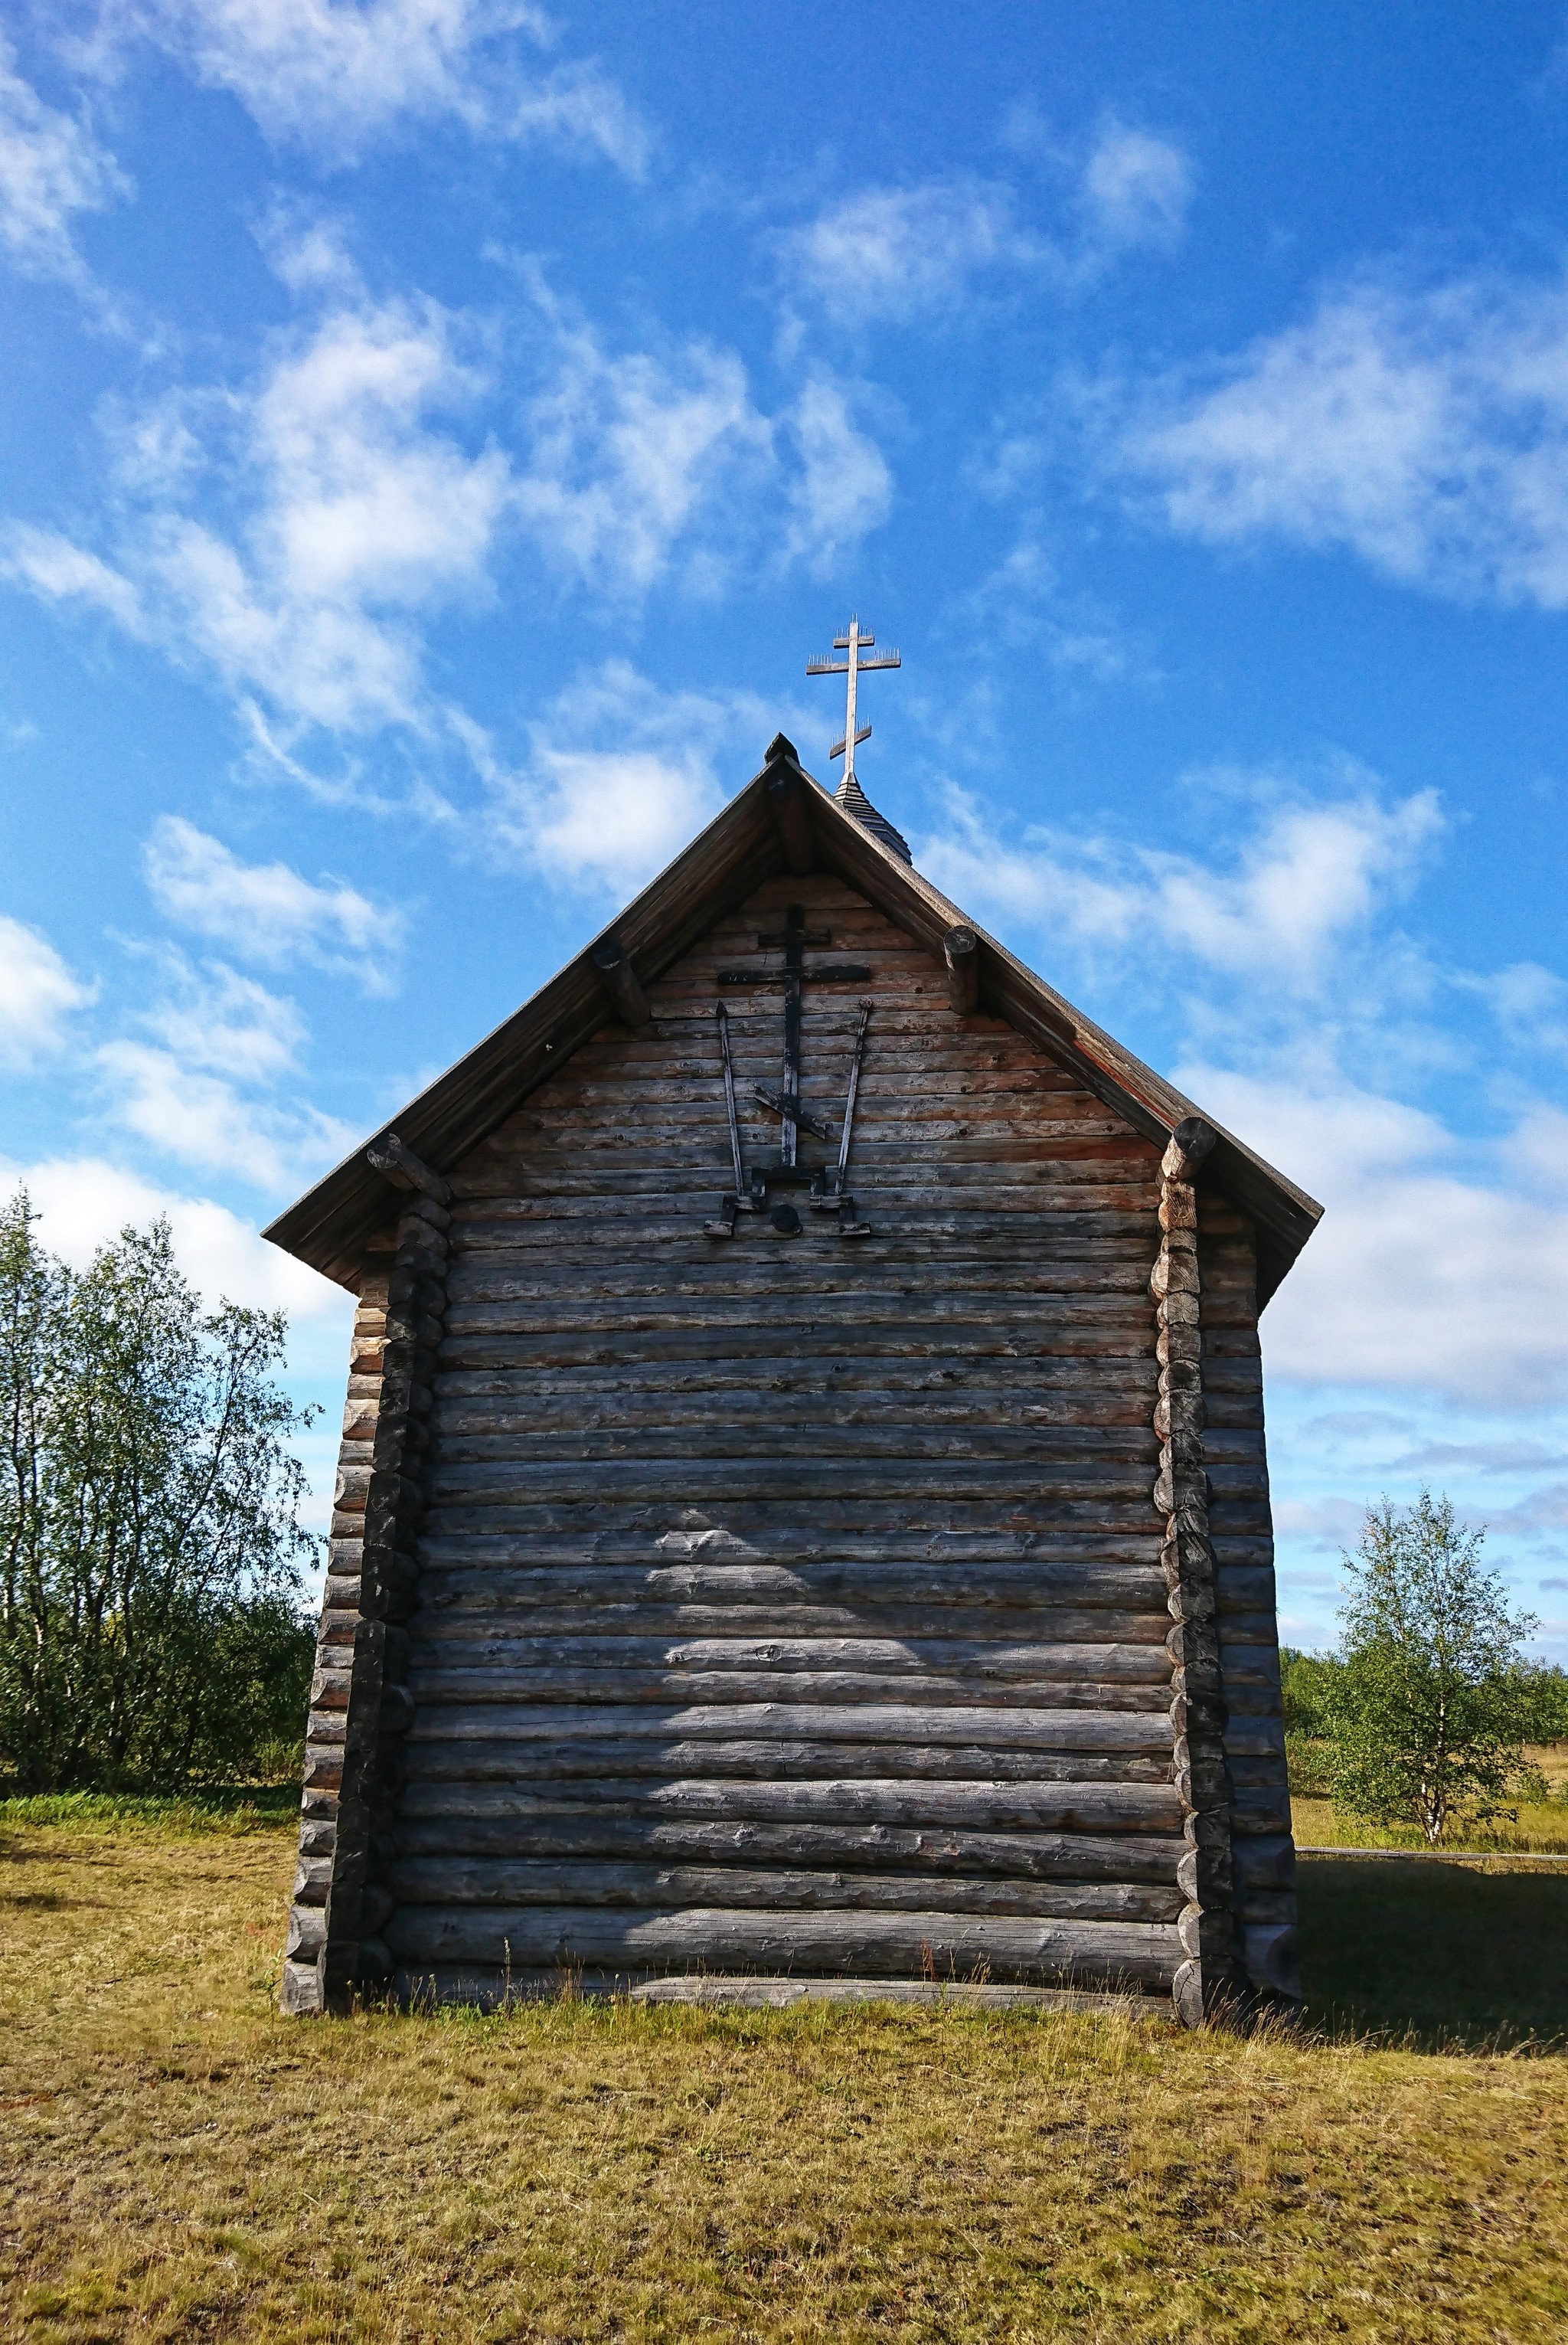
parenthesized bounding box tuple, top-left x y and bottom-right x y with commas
(263, 735, 1322, 1305)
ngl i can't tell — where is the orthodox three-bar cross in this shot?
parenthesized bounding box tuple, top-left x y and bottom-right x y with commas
(706, 909, 874, 1239)
(807, 615, 900, 786)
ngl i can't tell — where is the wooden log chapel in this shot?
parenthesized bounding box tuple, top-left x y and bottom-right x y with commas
(266, 693, 1321, 2023)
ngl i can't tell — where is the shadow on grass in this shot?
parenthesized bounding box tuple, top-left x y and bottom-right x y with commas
(1299, 1856, 1568, 2049)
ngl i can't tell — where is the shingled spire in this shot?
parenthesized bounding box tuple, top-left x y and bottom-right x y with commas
(832, 767, 911, 861)
(808, 614, 913, 863)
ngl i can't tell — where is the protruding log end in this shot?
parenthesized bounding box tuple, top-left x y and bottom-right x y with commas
(365, 1131, 452, 1207)
(1161, 1115, 1217, 1184)
(590, 934, 652, 1027)
(766, 764, 816, 875)
(943, 924, 980, 1016)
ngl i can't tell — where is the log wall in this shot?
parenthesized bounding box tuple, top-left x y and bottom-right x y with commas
(286, 871, 1297, 2010)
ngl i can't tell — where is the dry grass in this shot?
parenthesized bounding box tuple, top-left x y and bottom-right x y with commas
(1291, 1744, 1568, 1856)
(4, 1809, 1568, 2342)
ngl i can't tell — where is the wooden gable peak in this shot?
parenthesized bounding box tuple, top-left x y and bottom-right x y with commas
(262, 731, 1323, 1303)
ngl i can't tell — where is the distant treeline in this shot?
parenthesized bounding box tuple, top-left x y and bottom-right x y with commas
(0, 1192, 317, 1794)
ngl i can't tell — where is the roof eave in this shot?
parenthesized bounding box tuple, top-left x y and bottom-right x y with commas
(263, 743, 1323, 1303)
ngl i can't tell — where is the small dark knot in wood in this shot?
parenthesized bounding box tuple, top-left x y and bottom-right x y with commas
(769, 1203, 802, 1237)
(590, 934, 652, 1027)
(944, 925, 980, 1016)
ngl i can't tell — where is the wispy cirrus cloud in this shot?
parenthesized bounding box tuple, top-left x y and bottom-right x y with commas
(97, 950, 352, 1191)
(1120, 263, 1568, 608)
(144, 815, 402, 989)
(0, 914, 95, 1068)
(0, 36, 128, 285)
(922, 770, 1442, 998)
(777, 120, 1191, 333)
(5, 245, 894, 749)
(80, 0, 652, 173)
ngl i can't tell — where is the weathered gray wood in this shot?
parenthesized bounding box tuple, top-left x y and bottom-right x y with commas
(409, 1632, 1173, 1676)
(766, 763, 816, 874)
(405, 1699, 1173, 1749)
(409, 1667, 1174, 1709)
(390, 1811, 1184, 1882)
(411, 1559, 1169, 1612)
(395, 1772, 1182, 1830)
(384, 1904, 1182, 1985)
(943, 925, 980, 1015)
(590, 935, 652, 1028)
(403, 1736, 1176, 1784)
(386, 1858, 1184, 1921)
(367, 1131, 452, 1206)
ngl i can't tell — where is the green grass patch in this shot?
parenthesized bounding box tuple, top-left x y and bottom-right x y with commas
(0, 1784, 299, 1836)
(4, 1814, 1568, 2340)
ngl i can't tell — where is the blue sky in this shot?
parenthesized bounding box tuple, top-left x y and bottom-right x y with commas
(5, 2, 1568, 1655)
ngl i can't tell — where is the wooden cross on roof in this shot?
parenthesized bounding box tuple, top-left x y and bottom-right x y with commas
(807, 616, 900, 789)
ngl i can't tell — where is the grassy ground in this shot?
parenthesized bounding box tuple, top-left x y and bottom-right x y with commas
(1289, 1744, 1568, 1855)
(4, 1804, 1568, 2341)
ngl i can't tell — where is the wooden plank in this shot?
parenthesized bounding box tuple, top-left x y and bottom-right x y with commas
(385, 1858, 1184, 1921)
(406, 1666, 1174, 1709)
(403, 1699, 1173, 1750)
(393, 1772, 1180, 1832)
(402, 1736, 1175, 1784)
(383, 1905, 1181, 1986)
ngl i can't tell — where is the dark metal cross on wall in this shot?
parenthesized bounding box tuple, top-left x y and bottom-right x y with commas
(705, 904, 873, 1240)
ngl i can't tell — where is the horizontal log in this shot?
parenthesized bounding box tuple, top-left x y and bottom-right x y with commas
(413, 1606, 1171, 1647)
(395, 1771, 1181, 1832)
(430, 1426, 1165, 1469)
(403, 1698, 1174, 1748)
(407, 1634, 1172, 1679)
(436, 1329, 1158, 1372)
(384, 1905, 1181, 1988)
(406, 1667, 1173, 1709)
(386, 1858, 1184, 1923)
(444, 1259, 1164, 1308)
(426, 1460, 1160, 1504)
(388, 1813, 1183, 1885)
(411, 1559, 1170, 1614)
(422, 1503, 1161, 1547)
(401, 1735, 1176, 1784)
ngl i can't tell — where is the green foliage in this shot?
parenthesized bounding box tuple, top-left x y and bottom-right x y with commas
(0, 1189, 317, 1793)
(1325, 1492, 1544, 1846)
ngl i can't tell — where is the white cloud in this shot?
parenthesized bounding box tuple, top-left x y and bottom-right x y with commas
(922, 777, 1440, 996)
(1079, 119, 1191, 253)
(144, 814, 400, 988)
(0, 38, 128, 283)
(139, 953, 305, 1081)
(779, 178, 1032, 328)
(0, 914, 94, 1068)
(475, 658, 782, 899)
(783, 380, 893, 567)
(513, 314, 772, 594)
(2, 525, 142, 630)
(8, 282, 512, 735)
(9, 258, 874, 738)
(0, 1151, 349, 1328)
(1184, 1066, 1568, 1411)
(97, 1035, 351, 1189)
(1124, 265, 1568, 607)
(90, 1, 650, 172)
(777, 126, 1191, 332)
